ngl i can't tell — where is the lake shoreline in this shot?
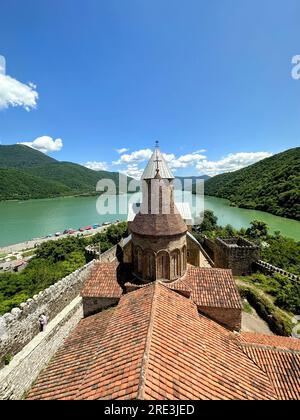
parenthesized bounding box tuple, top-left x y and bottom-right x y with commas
(0, 194, 299, 247)
(204, 194, 299, 224)
(1, 192, 299, 224)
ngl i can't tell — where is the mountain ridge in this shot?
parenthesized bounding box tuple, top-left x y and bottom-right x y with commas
(0, 145, 131, 200)
(204, 147, 300, 221)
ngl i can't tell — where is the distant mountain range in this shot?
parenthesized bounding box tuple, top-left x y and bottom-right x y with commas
(0, 145, 131, 200)
(1, 145, 299, 221)
(204, 147, 300, 221)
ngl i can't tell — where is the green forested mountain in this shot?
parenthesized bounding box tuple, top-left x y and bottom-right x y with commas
(0, 145, 131, 200)
(0, 145, 56, 168)
(204, 148, 300, 220)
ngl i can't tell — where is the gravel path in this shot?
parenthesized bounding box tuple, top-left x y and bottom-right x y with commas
(241, 308, 273, 335)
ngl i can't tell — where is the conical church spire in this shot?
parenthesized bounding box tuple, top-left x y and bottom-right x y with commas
(130, 144, 187, 283)
(142, 142, 174, 180)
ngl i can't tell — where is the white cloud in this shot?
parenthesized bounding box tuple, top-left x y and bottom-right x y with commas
(97, 147, 273, 179)
(19, 136, 63, 154)
(163, 152, 206, 170)
(120, 163, 143, 179)
(116, 147, 129, 154)
(84, 161, 108, 171)
(113, 148, 152, 165)
(0, 56, 6, 75)
(196, 152, 273, 176)
(0, 73, 38, 111)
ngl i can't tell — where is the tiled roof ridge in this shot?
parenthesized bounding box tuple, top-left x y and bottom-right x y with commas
(240, 341, 300, 355)
(238, 332, 300, 352)
(137, 281, 159, 399)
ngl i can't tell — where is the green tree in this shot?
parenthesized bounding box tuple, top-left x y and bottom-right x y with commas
(246, 220, 268, 240)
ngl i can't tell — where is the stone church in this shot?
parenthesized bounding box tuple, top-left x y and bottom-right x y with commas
(3, 145, 299, 400)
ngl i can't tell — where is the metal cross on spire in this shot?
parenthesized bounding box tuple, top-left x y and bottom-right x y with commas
(154, 142, 162, 175)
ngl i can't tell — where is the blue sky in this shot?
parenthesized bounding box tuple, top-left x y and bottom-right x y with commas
(0, 0, 299, 178)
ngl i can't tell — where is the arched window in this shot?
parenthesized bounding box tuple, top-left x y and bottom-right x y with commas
(143, 250, 155, 281)
(134, 246, 143, 275)
(170, 249, 180, 279)
(157, 251, 170, 280)
(182, 245, 187, 272)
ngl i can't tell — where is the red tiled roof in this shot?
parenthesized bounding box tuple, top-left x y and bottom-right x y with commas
(185, 267, 242, 310)
(238, 335, 300, 400)
(240, 332, 300, 351)
(124, 266, 242, 310)
(81, 261, 122, 298)
(26, 308, 114, 400)
(81, 261, 241, 313)
(28, 283, 277, 400)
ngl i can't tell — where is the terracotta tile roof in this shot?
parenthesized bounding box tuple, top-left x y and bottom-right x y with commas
(27, 308, 114, 400)
(164, 276, 192, 297)
(240, 332, 300, 352)
(80, 261, 241, 313)
(139, 284, 274, 400)
(185, 267, 242, 310)
(238, 336, 300, 400)
(28, 283, 278, 400)
(130, 212, 187, 237)
(75, 285, 155, 400)
(81, 261, 122, 298)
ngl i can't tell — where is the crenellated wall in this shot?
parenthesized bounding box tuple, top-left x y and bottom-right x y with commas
(0, 297, 83, 400)
(203, 237, 259, 275)
(0, 260, 97, 366)
(85, 244, 118, 263)
(255, 260, 300, 281)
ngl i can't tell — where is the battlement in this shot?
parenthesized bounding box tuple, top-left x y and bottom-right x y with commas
(203, 236, 259, 275)
(0, 260, 97, 367)
(216, 237, 259, 250)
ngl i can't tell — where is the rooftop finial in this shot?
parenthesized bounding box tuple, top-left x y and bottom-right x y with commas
(154, 147, 162, 177)
(155, 140, 159, 149)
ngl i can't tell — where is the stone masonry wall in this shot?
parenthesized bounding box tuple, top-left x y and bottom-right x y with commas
(255, 260, 300, 281)
(83, 297, 119, 318)
(0, 260, 97, 366)
(203, 237, 259, 276)
(85, 245, 117, 263)
(0, 297, 83, 400)
(198, 306, 242, 332)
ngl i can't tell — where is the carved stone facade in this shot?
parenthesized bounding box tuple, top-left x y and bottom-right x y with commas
(132, 233, 187, 282)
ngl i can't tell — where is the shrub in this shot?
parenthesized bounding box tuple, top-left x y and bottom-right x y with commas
(239, 286, 293, 336)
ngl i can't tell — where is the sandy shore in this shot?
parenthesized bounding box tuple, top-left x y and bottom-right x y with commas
(0, 224, 115, 255)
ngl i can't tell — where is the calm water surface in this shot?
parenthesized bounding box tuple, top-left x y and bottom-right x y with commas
(0, 194, 299, 247)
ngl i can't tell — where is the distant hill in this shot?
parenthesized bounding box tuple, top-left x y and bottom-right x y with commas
(204, 148, 300, 221)
(0, 145, 132, 200)
(0, 144, 56, 169)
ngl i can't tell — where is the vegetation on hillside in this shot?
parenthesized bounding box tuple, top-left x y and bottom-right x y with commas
(0, 145, 131, 200)
(204, 148, 300, 220)
(0, 222, 128, 315)
(239, 286, 293, 336)
(0, 144, 56, 169)
(240, 273, 300, 314)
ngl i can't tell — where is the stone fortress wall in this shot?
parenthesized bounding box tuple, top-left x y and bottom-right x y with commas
(255, 260, 300, 282)
(0, 260, 97, 366)
(0, 244, 119, 399)
(203, 237, 259, 276)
